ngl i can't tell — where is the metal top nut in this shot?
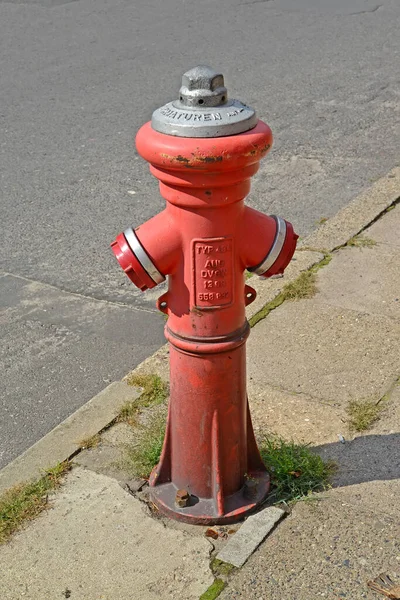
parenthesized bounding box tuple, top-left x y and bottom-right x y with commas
(179, 65, 228, 108)
(151, 65, 258, 138)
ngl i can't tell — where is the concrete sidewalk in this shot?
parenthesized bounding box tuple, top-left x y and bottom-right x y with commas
(0, 195, 399, 599)
(219, 203, 400, 599)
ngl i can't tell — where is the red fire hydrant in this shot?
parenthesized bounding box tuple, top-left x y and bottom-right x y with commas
(111, 66, 298, 524)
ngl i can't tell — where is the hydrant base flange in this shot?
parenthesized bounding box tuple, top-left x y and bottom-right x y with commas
(149, 471, 270, 525)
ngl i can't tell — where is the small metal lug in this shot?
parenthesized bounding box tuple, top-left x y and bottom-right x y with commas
(243, 478, 258, 500)
(175, 489, 191, 508)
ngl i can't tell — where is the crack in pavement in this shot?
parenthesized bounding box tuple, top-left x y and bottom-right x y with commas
(239, 0, 274, 5)
(349, 5, 382, 15)
(0, 271, 158, 314)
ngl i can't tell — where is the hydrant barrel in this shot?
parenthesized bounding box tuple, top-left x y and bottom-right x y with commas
(111, 66, 298, 524)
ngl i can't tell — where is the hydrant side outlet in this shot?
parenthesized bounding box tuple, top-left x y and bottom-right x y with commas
(111, 66, 298, 524)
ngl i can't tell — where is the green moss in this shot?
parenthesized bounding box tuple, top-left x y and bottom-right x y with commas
(0, 462, 71, 544)
(200, 579, 226, 600)
(259, 436, 335, 504)
(211, 558, 236, 577)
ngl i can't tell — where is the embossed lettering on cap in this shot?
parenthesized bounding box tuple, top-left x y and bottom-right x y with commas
(152, 65, 257, 138)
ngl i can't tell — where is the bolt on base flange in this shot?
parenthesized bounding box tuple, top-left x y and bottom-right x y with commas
(151, 471, 270, 526)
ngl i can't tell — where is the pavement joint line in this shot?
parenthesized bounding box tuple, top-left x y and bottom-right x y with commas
(0, 270, 158, 314)
(252, 383, 344, 408)
(1, 168, 399, 495)
(336, 195, 400, 251)
(248, 251, 332, 328)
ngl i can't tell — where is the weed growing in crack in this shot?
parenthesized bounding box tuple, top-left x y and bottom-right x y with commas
(0, 462, 71, 544)
(249, 254, 332, 327)
(78, 433, 101, 450)
(346, 399, 384, 432)
(346, 235, 376, 249)
(282, 270, 317, 300)
(121, 412, 166, 478)
(259, 435, 335, 504)
(119, 374, 169, 426)
(125, 373, 168, 407)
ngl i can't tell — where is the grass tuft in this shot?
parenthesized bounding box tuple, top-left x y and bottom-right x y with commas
(78, 434, 101, 450)
(346, 235, 376, 249)
(125, 373, 168, 407)
(0, 462, 71, 545)
(259, 436, 335, 503)
(122, 412, 166, 478)
(119, 374, 169, 426)
(118, 401, 140, 427)
(200, 579, 226, 600)
(282, 271, 317, 301)
(346, 399, 384, 432)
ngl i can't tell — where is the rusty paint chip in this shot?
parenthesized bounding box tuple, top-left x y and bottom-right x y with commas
(205, 528, 219, 540)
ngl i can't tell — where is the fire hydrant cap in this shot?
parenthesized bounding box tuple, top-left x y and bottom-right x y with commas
(151, 65, 258, 138)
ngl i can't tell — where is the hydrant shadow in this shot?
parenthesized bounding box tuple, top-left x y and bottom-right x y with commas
(313, 433, 400, 488)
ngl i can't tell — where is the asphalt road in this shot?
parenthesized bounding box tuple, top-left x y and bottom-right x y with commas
(1, 0, 399, 469)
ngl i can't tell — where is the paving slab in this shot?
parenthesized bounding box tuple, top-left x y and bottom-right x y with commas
(248, 382, 347, 445)
(370, 382, 400, 435)
(366, 204, 400, 248)
(307, 204, 400, 322)
(0, 467, 213, 600)
(74, 422, 137, 482)
(124, 343, 170, 383)
(219, 492, 400, 600)
(326, 480, 400, 521)
(248, 300, 400, 405)
(314, 244, 400, 321)
(314, 432, 400, 491)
